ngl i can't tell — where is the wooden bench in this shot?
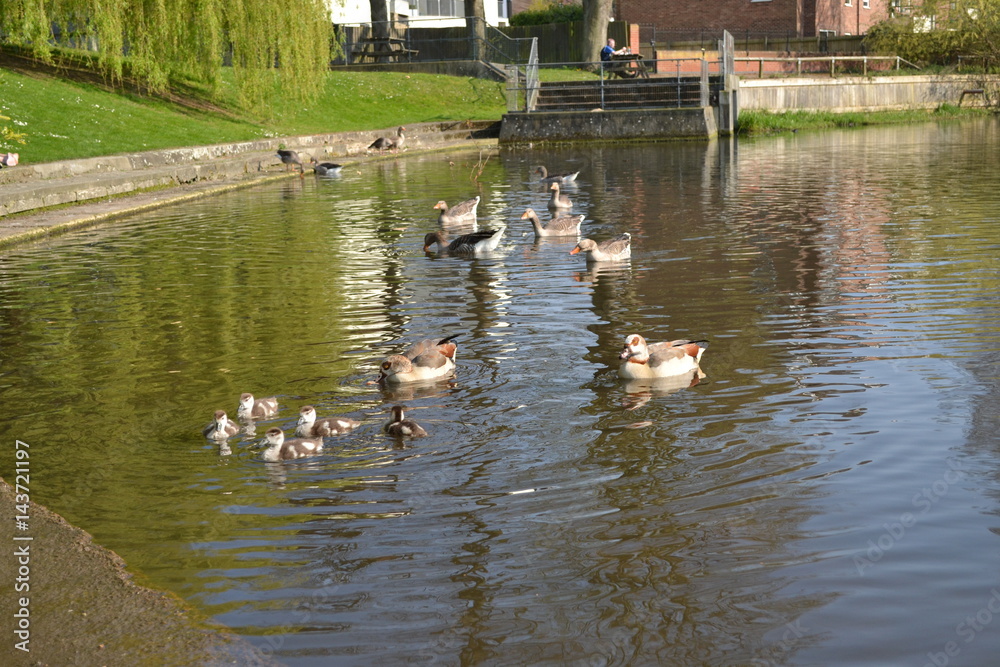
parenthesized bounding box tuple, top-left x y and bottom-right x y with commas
(352, 37, 418, 63)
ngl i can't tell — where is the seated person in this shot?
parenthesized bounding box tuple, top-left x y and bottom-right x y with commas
(601, 38, 629, 62)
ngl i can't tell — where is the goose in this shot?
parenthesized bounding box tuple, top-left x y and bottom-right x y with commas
(368, 126, 406, 153)
(295, 405, 361, 438)
(547, 182, 573, 210)
(378, 334, 459, 385)
(618, 335, 708, 380)
(384, 405, 428, 437)
(259, 428, 324, 462)
(423, 226, 505, 257)
(570, 233, 632, 262)
(434, 196, 480, 226)
(277, 149, 306, 174)
(311, 160, 343, 177)
(203, 410, 240, 440)
(237, 393, 278, 421)
(535, 166, 580, 184)
(520, 208, 584, 237)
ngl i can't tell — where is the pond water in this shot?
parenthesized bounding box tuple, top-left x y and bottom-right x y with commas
(2, 118, 1000, 665)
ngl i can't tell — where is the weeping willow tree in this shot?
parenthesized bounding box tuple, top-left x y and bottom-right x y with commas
(0, 0, 335, 113)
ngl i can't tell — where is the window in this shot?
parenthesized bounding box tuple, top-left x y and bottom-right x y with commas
(845, 0, 852, 6)
(419, 0, 462, 17)
(863, 0, 870, 7)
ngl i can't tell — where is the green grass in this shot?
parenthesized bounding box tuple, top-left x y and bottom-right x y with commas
(0, 67, 506, 163)
(736, 105, 990, 135)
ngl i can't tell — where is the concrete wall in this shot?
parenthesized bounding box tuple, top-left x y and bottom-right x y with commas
(499, 108, 718, 143)
(738, 75, 997, 112)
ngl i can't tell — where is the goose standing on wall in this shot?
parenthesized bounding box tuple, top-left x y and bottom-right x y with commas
(423, 226, 505, 257)
(295, 405, 361, 438)
(311, 159, 343, 177)
(535, 166, 580, 184)
(203, 410, 240, 440)
(520, 208, 584, 238)
(377, 335, 459, 385)
(237, 393, 279, 421)
(618, 335, 708, 380)
(434, 196, 480, 227)
(384, 405, 428, 437)
(259, 428, 324, 462)
(547, 182, 573, 210)
(277, 149, 306, 174)
(369, 126, 406, 153)
(570, 233, 632, 262)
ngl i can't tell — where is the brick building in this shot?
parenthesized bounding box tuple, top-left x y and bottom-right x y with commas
(615, 0, 890, 38)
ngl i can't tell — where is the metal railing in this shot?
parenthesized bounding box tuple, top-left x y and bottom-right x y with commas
(735, 55, 921, 78)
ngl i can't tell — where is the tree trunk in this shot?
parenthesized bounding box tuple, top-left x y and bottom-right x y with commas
(582, 0, 614, 68)
(465, 0, 486, 61)
(370, 0, 390, 39)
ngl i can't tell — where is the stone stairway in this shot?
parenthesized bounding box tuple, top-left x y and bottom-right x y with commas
(532, 78, 714, 112)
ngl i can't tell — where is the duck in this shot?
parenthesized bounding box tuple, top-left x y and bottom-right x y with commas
(203, 410, 240, 440)
(277, 149, 306, 174)
(434, 196, 480, 226)
(535, 166, 580, 184)
(570, 233, 632, 262)
(383, 405, 428, 437)
(618, 334, 708, 380)
(423, 226, 505, 257)
(237, 393, 279, 421)
(259, 427, 324, 462)
(311, 160, 343, 177)
(295, 405, 361, 438)
(378, 334, 459, 385)
(520, 207, 584, 237)
(547, 182, 573, 210)
(368, 126, 406, 153)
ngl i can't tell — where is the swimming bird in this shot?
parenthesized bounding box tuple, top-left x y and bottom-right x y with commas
(618, 335, 708, 380)
(203, 410, 240, 440)
(520, 208, 584, 237)
(311, 160, 343, 177)
(535, 166, 580, 184)
(368, 126, 406, 153)
(434, 196, 480, 226)
(277, 149, 306, 174)
(383, 405, 428, 437)
(237, 393, 279, 421)
(547, 182, 573, 210)
(378, 335, 459, 385)
(259, 427, 324, 462)
(570, 233, 632, 262)
(423, 227, 505, 257)
(295, 405, 361, 438)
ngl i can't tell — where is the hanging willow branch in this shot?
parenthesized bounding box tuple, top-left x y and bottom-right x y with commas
(0, 0, 335, 113)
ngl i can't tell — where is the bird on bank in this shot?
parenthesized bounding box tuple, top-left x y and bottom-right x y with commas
(618, 335, 708, 380)
(547, 182, 573, 210)
(535, 166, 580, 184)
(277, 149, 306, 174)
(295, 405, 361, 438)
(377, 335, 459, 385)
(570, 233, 632, 262)
(434, 196, 480, 226)
(423, 226, 505, 257)
(520, 208, 584, 237)
(368, 126, 406, 153)
(259, 428, 324, 462)
(203, 410, 240, 440)
(383, 405, 428, 438)
(237, 393, 279, 421)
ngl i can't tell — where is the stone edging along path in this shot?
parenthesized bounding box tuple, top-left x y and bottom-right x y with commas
(0, 119, 500, 249)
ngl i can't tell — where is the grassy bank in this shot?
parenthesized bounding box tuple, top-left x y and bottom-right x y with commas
(0, 66, 507, 164)
(736, 104, 990, 135)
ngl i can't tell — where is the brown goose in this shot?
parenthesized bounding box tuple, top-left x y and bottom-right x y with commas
(535, 166, 580, 184)
(570, 233, 632, 262)
(423, 227, 505, 257)
(378, 335, 459, 385)
(384, 405, 428, 437)
(311, 160, 343, 177)
(547, 182, 573, 210)
(434, 196, 480, 226)
(520, 208, 584, 237)
(259, 428, 324, 462)
(368, 126, 406, 153)
(618, 335, 708, 380)
(203, 410, 240, 440)
(237, 393, 279, 421)
(295, 405, 361, 438)
(277, 149, 306, 174)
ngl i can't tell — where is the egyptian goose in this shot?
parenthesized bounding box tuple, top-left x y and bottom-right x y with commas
(570, 233, 632, 262)
(434, 196, 480, 226)
(520, 208, 584, 237)
(259, 428, 324, 462)
(311, 160, 343, 176)
(368, 126, 406, 153)
(378, 335, 459, 385)
(535, 166, 580, 184)
(383, 405, 428, 437)
(277, 149, 306, 174)
(618, 335, 708, 380)
(423, 227, 505, 257)
(295, 405, 361, 438)
(547, 182, 573, 210)
(203, 410, 240, 440)
(237, 393, 279, 421)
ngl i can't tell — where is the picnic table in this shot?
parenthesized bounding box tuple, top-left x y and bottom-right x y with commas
(607, 53, 650, 80)
(353, 37, 418, 63)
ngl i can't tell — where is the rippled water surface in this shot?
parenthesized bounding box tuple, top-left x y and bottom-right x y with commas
(3, 119, 1000, 665)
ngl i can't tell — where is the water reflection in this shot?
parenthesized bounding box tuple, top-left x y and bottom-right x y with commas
(2, 119, 1000, 664)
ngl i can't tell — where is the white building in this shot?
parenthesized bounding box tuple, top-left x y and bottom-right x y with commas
(329, 0, 511, 27)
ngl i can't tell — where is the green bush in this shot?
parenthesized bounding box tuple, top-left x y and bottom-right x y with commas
(510, 2, 584, 26)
